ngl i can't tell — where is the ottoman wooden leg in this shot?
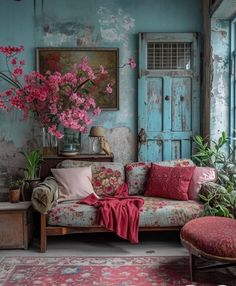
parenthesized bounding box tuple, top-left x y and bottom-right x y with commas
(189, 253, 195, 282)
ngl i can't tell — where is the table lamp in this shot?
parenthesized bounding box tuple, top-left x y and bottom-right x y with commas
(89, 126, 105, 154)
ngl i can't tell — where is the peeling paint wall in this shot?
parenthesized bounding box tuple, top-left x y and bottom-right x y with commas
(0, 0, 202, 193)
(210, 18, 230, 142)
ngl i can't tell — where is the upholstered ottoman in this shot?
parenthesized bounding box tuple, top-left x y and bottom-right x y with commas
(180, 216, 236, 281)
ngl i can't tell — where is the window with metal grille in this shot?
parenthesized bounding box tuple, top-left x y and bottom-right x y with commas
(147, 42, 192, 70)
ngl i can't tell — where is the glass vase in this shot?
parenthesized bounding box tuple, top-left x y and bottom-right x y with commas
(58, 128, 81, 156)
(42, 127, 58, 155)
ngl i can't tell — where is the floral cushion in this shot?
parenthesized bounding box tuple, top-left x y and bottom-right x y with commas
(126, 159, 195, 195)
(125, 162, 151, 195)
(181, 216, 236, 258)
(47, 196, 203, 228)
(56, 160, 124, 197)
(91, 166, 123, 196)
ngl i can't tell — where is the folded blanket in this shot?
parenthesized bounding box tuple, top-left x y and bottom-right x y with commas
(32, 177, 59, 214)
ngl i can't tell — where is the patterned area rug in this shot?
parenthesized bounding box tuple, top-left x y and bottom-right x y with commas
(0, 256, 235, 286)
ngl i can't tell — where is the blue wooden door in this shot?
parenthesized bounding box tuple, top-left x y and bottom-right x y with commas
(138, 33, 200, 162)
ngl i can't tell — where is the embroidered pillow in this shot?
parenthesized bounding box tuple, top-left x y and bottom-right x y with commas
(144, 164, 196, 201)
(92, 166, 123, 197)
(51, 166, 98, 201)
(188, 167, 217, 200)
(126, 159, 195, 196)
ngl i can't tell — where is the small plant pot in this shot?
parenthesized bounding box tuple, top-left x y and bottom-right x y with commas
(9, 188, 21, 203)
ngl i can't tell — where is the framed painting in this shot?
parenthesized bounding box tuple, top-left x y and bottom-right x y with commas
(36, 47, 119, 110)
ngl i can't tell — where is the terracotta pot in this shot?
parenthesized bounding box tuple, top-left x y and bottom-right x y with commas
(9, 188, 21, 203)
(22, 178, 41, 201)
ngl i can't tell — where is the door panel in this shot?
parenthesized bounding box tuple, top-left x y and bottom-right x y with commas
(147, 140, 163, 162)
(138, 32, 200, 162)
(171, 77, 192, 132)
(147, 78, 163, 131)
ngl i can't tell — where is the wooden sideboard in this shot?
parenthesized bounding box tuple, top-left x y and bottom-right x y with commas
(40, 153, 114, 178)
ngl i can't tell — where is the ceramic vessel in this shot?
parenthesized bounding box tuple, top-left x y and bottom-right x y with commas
(9, 188, 20, 203)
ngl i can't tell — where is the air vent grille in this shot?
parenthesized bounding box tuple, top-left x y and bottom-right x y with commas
(147, 42, 192, 70)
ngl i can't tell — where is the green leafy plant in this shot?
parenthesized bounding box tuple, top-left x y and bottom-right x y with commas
(192, 131, 228, 168)
(192, 132, 236, 218)
(20, 149, 42, 180)
(199, 184, 236, 218)
(9, 179, 23, 190)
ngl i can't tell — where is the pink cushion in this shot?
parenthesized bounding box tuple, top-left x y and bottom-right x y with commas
(144, 164, 195, 201)
(188, 167, 216, 200)
(181, 216, 236, 258)
(51, 167, 98, 201)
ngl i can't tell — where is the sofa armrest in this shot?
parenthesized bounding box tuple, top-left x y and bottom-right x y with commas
(32, 176, 59, 214)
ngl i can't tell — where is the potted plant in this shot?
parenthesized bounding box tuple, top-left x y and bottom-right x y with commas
(9, 179, 23, 203)
(192, 132, 236, 218)
(20, 149, 42, 201)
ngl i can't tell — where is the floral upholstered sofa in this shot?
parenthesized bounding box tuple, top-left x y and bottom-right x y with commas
(32, 159, 215, 252)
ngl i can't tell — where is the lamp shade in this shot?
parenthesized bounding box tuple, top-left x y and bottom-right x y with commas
(89, 126, 105, 137)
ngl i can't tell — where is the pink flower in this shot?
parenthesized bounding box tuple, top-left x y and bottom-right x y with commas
(99, 65, 108, 75)
(13, 67, 23, 76)
(114, 170, 121, 177)
(0, 99, 7, 110)
(93, 180, 102, 187)
(105, 186, 113, 193)
(126, 165, 133, 172)
(128, 57, 136, 69)
(11, 58, 17, 65)
(0, 45, 135, 139)
(105, 83, 112, 94)
(5, 89, 13, 96)
(93, 107, 101, 116)
(0, 45, 24, 56)
(106, 168, 113, 175)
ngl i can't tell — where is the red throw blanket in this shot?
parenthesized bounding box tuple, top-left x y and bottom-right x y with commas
(79, 183, 144, 243)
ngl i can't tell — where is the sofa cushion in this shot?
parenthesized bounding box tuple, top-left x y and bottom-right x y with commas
(125, 162, 151, 195)
(126, 159, 195, 195)
(188, 167, 217, 200)
(144, 164, 195, 201)
(92, 165, 124, 196)
(56, 160, 125, 197)
(47, 196, 203, 228)
(51, 167, 98, 201)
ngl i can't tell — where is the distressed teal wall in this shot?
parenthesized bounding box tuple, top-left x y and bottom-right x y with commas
(210, 18, 230, 142)
(0, 0, 202, 193)
(209, 0, 236, 144)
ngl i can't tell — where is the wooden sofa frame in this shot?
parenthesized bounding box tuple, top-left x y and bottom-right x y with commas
(40, 213, 181, 252)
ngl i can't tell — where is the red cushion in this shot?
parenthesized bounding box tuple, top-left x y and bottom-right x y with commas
(144, 164, 195, 201)
(181, 216, 236, 258)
